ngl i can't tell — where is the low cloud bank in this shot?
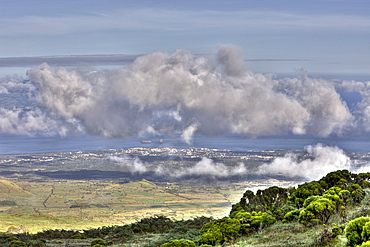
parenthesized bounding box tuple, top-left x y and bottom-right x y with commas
(1, 46, 368, 141)
(172, 157, 247, 179)
(107, 155, 147, 174)
(107, 144, 370, 181)
(257, 144, 352, 180)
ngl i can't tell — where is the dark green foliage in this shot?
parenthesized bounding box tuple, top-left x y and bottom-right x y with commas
(289, 181, 324, 208)
(9, 240, 26, 247)
(331, 224, 345, 237)
(289, 170, 367, 209)
(357, 173, 370, 188)
(130, 215, 175, 234)
(2, 215, 211, 247)
(91, 238, 111, 246)
(349, 184, 366, 204)
(25, 240, 46, 247)
(311, 228, 335, 246)
(30, 229, 79, 240)
(0, 200, 17, 206)
(72, 233, 86, 239)
(6, 237, 19, 242)
(234, 186, 290, 216)
(319, 170, 353, 189)
(160, 239, 196, 247)
(84, 224, 134, 240)
(345, 217, 370, 247)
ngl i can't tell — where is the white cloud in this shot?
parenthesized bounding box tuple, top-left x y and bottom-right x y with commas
(257, 143, 351, 180)
(0, 46, 363, 139)
(181, 122, 199, 145)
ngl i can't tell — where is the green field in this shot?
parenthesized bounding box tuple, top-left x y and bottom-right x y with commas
(0, 177, 275, 233)
(0, 148, 301, 236)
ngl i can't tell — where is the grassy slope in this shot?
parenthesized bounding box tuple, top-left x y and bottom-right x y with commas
(2, 177, 369, 246)
(222, 191, 370, 247)
(0, 178, 247, 233)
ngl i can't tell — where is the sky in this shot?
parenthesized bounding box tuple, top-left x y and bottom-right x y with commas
(2, 0, 370, 147)
(1, 0, 370, 75)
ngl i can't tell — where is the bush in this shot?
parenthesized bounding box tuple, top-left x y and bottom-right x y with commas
(160, 239, 196, 247)
(91, 238, 111, 246)
(361, 241, 370, 247)
(289, 181, 324, 208)
(363, 222, 370, 243)
(198, 217, 241, 245)
(9, 240, 26, 247)
(283, 209, 300, 223)
(72, 233, 86, 239)
(345, 217, 370, 247)
(26, 240, 47, 247)
(298, 197, 335, 225)
(331, 224, 345, 237)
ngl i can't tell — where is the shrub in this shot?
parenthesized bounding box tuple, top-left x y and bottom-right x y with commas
(289, 181, 324, 208)
(248, 211, 276, 231)
(350, 184, 366, 204)
(91, 238, 111, 246)
(160, 239, 196, 247)
(361, 241, 370, 247)
(6, 237, 19, 242)
(9, 240, 26, 247)
(283, 209, 300, 223)
(298, 197, 335, 225)
(363, 222, 370, 243)
(72, 233, 86, 239)
(26, 240, 47, 247)
(198, 217, 241, 245)
(331, 224, 345, 237)
(345, 217, 370, 247)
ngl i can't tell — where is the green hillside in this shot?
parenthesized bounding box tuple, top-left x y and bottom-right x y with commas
(0, 180, 32, 195)
(2, 170, 370, 246)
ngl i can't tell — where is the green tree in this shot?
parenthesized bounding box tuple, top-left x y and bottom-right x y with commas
(289, 181, 324, 208)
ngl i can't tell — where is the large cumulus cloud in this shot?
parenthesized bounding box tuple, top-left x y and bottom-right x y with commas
(0, 46, 366, 141)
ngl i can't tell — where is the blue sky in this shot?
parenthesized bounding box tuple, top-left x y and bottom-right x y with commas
(1, 0, 370, 74)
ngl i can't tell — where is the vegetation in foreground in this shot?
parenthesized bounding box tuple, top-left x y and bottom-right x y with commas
(2, 170, 370, 246)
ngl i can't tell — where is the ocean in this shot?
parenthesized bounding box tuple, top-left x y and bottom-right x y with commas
(0, 133, 369, 155)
